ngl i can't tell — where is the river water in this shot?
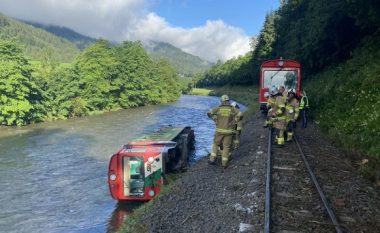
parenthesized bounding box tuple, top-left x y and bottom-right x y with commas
(0, 95, 245, 233)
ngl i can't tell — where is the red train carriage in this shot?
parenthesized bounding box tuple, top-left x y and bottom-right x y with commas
(259, 58, 301, 111)
(108, 126, 194, 201)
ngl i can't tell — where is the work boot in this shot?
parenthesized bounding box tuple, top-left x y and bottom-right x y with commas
(287, 132, 293, 142)
(233, 141, 239, 150)
(276, 136, 285, 146)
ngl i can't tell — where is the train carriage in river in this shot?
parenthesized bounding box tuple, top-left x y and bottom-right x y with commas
(108, 126, 194, 201)
(259, 58, 302, 111)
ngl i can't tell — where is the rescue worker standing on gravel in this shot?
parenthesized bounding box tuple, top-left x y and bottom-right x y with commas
(270, 87, 287, 145)
(207, 95, 242, 169)
(231, 102, 242, 149)
(285, 89, 299, 141)
(299, 90, 309, 128)
(263, 86, 277, 128)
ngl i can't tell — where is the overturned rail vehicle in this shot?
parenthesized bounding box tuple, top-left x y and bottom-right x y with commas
(108, 126, 195, 201)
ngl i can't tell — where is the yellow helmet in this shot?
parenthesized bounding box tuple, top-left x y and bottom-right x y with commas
(220, 95, 229, 101)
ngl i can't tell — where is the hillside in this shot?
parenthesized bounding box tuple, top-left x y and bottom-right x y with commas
(17, 19, 211, 76)
(0, 13, 80, 62)
(23, 21, 96, 50)
(144, 40, 212, 76)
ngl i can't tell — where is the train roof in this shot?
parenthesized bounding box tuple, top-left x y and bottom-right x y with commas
(126, 126, 187, 147)
(261, 59, 301, 68)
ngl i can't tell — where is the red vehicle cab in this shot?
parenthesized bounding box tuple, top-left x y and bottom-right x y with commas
(108, 126, 194, 201)
(259, 58, 301, 111)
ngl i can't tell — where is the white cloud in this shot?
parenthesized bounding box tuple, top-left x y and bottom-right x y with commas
(0, 0, 251, 62)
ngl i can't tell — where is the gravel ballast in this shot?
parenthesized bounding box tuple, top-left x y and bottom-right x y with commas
(136, 111, 380, 233)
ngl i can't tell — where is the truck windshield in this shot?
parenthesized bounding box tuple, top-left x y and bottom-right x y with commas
(123, 156, 145, 197)
(263, 70, 298, 90)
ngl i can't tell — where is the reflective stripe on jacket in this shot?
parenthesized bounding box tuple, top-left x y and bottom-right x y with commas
(208, 103, 241, 135)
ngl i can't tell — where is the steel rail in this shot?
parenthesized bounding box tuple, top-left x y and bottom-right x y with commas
(264, 128, 272, 233)
(294, 134, 343, 233)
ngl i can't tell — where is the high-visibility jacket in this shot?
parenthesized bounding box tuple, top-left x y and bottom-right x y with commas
(271, 93, 286, 130)
(208, 102, 242, 134)
(286, 97, 300, 121)
(299, 96, 309, 110)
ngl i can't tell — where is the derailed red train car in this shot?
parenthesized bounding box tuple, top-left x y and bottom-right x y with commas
(259, 58, 301, 111)
(108, 126, 194, 201)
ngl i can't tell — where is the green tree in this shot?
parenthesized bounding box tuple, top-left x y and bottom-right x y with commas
(114, 41, 157, 107)
(0, 40, 46, 125)
(74, 39, 119, 111)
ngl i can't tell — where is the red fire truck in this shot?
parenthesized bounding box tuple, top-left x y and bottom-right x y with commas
(108, 126, 194, 201)
(259, 58, 301, 111)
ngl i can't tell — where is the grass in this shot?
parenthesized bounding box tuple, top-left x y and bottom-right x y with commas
(192, 85, 259, 107)
(190, 88, 213, 96)
(304, 38, 380, 182)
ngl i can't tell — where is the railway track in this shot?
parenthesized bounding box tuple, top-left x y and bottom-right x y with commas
(264, 128, 344, 233)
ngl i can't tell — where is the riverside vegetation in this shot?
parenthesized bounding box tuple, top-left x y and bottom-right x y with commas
(0, 39, 181, 126)
(195, 0, 380, 180)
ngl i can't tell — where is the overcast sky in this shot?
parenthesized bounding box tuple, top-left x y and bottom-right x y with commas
(0, 0, 280, 62)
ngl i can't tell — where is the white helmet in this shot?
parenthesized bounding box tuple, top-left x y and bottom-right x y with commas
(269, 86, 278, 95)
(231, 101, 240, 109)
(288, 88, 296, 95)
(220, 94, 229, 102)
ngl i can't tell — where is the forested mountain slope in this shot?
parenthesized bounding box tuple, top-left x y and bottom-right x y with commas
(0, 13, 80, 62)
(144, 41, 212, 76)
(23, 21, 96, 50)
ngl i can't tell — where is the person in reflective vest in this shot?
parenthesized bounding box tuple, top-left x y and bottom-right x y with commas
(299, 90, 309, 128)
(231, 102, 243, 149)
(207, 95, 242, 169)
(285, 89, 299, 141)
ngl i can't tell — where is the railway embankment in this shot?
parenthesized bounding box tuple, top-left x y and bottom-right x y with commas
(120, 110, 380, 232)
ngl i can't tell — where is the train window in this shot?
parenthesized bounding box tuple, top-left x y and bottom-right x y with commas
(263, 70, 298, 90)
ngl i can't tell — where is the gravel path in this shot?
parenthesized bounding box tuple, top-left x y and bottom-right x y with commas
(137, 111, 380, 233)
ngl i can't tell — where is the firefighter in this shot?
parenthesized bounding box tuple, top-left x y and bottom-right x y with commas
(285, 89, 299, 141)
(231, 102, 242, 149)
(279, 85, 288, 101)
(263, 86, 277, 128)
(270, 87, 287, 145)
(207, 95, 242, 169)
(299, 90, 309, 128)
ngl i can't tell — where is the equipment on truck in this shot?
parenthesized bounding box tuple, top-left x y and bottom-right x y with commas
(108, 126, 195, 201)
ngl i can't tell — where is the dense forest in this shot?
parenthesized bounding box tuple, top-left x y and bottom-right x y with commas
(196, 0, 380, 165)
(0, 39, 181, 126)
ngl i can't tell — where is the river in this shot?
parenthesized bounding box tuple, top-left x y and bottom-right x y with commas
(0, 95, 246, 233)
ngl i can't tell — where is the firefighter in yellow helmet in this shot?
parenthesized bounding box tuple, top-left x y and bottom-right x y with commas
(270, 87, 287, 145)
(207, 95, 242, 169)
(285, 89, 299, 141)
